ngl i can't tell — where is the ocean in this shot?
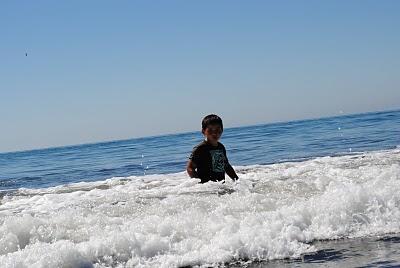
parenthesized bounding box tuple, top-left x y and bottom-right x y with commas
(0, 109, 399, 267)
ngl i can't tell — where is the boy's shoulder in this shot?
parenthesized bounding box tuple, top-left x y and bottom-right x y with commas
(192, 140, 208, 151)
(193, 141, 225, 150)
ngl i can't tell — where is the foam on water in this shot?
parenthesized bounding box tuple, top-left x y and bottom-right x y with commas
(0, 149, 399, 267)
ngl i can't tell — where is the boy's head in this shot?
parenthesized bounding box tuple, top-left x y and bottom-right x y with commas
(201, 114, 223, 143)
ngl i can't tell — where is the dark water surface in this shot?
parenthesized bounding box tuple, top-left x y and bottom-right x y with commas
(243, 236, 400, 267)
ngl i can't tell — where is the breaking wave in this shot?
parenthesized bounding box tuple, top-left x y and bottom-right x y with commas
(0, 149, 399, 267)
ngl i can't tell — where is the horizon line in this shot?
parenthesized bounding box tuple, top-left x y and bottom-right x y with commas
(1, 107, 398, 155)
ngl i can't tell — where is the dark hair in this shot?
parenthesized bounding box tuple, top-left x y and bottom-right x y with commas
(202, 114, 223, 131)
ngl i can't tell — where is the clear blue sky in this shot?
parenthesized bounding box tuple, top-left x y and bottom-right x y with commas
(1, 1, 399, 152)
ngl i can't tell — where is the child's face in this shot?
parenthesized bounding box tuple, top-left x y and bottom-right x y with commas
(203, 124, 223, 144)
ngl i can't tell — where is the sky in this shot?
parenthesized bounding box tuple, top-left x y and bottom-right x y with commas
(1, 1, 399, 153)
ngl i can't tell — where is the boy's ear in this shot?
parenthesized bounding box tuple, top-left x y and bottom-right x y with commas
(201, 129, 205, 134)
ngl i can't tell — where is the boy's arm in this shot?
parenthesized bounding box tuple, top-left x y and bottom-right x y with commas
(186, 159, 198, 178)
(223, 146, 238, 181)
(225, 163, 239, 181)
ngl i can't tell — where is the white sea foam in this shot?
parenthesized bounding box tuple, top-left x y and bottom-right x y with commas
(0, 149, 399, 267)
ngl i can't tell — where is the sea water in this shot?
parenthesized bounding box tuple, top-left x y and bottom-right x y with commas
(0, 110, 399, 267)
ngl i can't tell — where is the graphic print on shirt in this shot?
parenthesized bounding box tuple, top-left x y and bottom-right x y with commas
(210, 149, 226, 172)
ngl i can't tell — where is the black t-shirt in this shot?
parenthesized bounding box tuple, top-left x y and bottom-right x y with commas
(189, 140, 229, 183)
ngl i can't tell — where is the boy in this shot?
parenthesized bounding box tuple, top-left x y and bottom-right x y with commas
(187, 114, 239, 183)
